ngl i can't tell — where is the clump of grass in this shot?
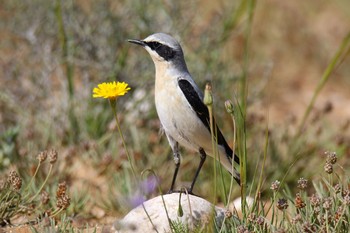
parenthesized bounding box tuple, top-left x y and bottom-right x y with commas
(31, 213, 94, 233)
(285, 152, 349, 232)
(0, 149, 71, 226)
(0, 127, 19, 169)
(216, 151, 349, 233)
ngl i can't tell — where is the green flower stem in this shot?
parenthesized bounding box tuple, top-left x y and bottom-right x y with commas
(28, 164, 53, 203)
(141, 169, 172, 232)
(55, 0, 79, 143)
(208, 105, 218, 204)
(109, 99, 137, 180)
(51, 206, 64, 217)
(204, 84, 218, 204)
(225, 101, 236, 208)
(23, 161, 42, 197)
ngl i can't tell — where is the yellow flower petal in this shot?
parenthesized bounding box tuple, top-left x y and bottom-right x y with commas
(92, 81, 131, 99)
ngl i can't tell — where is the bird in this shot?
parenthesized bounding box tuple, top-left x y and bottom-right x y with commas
(128, 33, 240, 194)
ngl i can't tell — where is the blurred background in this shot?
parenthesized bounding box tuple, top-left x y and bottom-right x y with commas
(0, 0, 349, 224)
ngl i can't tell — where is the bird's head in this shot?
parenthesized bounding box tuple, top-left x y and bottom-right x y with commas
(128, 33, 187, 70)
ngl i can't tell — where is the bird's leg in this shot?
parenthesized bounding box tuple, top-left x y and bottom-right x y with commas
(189, 148, 207, 193)
(168, 142, 180, 194)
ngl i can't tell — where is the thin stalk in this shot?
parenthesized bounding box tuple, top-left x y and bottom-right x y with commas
(254, 121, 269, 205)
(236, 103, 247, 216)
(28, 164, 53, 203)
(225, 100, 236, 207)
(270, 195, 276, 225)
(55, 0, 79, 142)
(219, 105, 236, 232)
(241, 0, 256, 114)
(208, 104, 217, 204)
(183, 189, 194, 229)
(146, 169, 174, 232)
(264, 154, 301, 217)
(212, 113, 228, 204)
(296, 32, 350, 137)
(141, 203, 159, 233)
(204, 83, 219, 204)
(239, 0, 256, 217)
(55, 0, 74, 98)
(51, 207, 64, 217)
(140, 169, 163, 233)
(23, 162, 42, 196)
(226, 106, 237, 207)
(109, 99, 137, 180)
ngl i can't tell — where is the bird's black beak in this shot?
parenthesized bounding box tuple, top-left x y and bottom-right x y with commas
(127, 39, 146, 47)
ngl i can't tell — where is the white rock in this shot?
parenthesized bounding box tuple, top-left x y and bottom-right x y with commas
(114, 193, 229, 233)
(231, 196, 254, 212)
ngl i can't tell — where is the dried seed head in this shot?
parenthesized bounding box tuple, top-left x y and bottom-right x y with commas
(310, 194, 321, 207)
(335, 206, 343, 221)
(7, 171, 22, 190)
(343, 194, 350, 206)
(295, 193, 306, 209)
(12, 176, 22, 190)
(277, 198, 289, 210)
(56, 194, 70, 210)
(319, 214, 332, 225)
(247, 213, 256, 223)
(302, 222, 316, 233)
(48, 149, 58, 164)
(225, 100, 234, 114)
(334, 184, 341, 194)
(291, 214, 302, 224)
(41, 191, 50, 205)
(314, 206, 321, 215)
(8, 171, 17, 182)
(237, 225, 250, 233)
(342, 189, 350, 198)
(297, 178, 308, 190)
(270, 180, 280, 192)
(325, 151, 337, 164)
(256, 216, 265, 226)
(224, 210, 232, 218)
(322, 197, 333, 210)
(56, 181, 67, 198)
(0, 179, 7, 191)
(324, 162, 333, 174)
(37, 151, 48, 163)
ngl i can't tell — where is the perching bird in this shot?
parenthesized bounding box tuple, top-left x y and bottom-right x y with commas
(128, 33, 240, 193)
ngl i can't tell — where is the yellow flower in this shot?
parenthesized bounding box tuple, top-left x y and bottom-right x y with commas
(93, 81, 131, 99)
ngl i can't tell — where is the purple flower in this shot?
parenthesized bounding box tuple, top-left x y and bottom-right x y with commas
(127, 176, 158, 208)
(140, 175, 158, 194)
(128, 192, 146, 208)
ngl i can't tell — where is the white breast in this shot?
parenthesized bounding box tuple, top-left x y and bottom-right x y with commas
(154, 69, 211, 152)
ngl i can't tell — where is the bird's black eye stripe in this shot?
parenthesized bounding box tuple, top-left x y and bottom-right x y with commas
(146, 42, 162, 50)
(145, 41, 176, 61)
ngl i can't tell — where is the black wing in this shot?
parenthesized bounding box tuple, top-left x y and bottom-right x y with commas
(178, 79, 239, 164)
